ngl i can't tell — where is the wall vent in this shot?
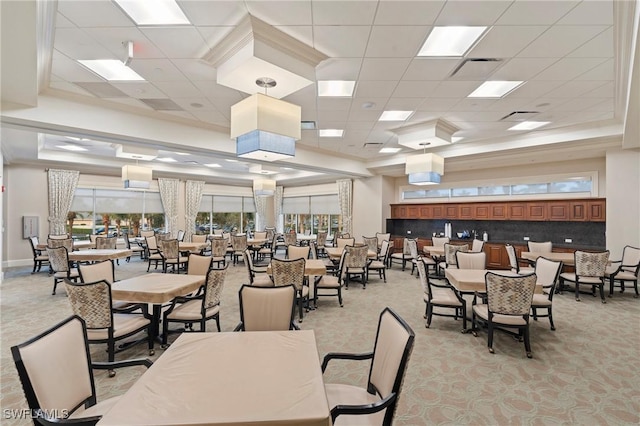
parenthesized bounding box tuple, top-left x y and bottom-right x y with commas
(500, 111, 540, 122)
(139, 99, 184, 111)
(363, 142, 383, 149)
(449, 58, 503, 79)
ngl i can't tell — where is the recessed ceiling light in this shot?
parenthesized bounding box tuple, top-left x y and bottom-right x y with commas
(174, 152, 189, 156)
(379, 111, 414, 121)
(225, 159, 239, 163)
(379, 147, 401, 153)
(78, 60, 145, 81)
(57, 144, 88, 152)
(318, 81, 356, 97)
(362, 102, 376, 109)
(508, 121, 550, 131)
(204, 163, 221, 168)
(156, 157, 177, 162)
(114, 0, 190, 25)
(468, 81, 524, 98)
(66, 136, 91, 142)
(418, 26, 487, 57)
(319, 129, 344, 137)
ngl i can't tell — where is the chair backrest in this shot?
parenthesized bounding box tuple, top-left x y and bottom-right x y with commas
(317, 231, 328, 247)
(47, 246, 71, 273)
(265, 227, 275, 241)
(284, 232, 298, 246)
(432, 236, 450, 248)
(203, 266, 227, 310)
(176, 230, 185, 241)
(95, 236, 117, 249)
(416, 257, 430, 296)
(534, 257, 563, 289)
(156, 233, 172, 242)
(48, 237, 73, 252)
(237, 285, 296, 331)
(122, 232, 133, 249)
(471, 239, 485, 253)
(253, 231, 267, 240)
(242, 249, 258, 284)
(444, 243, 468, 267)
(336, 237, 355, 248)
(270, 258, 306, 290)
(140, 230, 155, 238)
(146, 235, 159, 251)
(308, 241, 318, 259)
(213, 229, 224, 236)
(485, 272, 537, 316)
(375, 232, 391, 245)
(187, 253, 212, 275)
(456, 251, 486, 270)
(345, 244, 369, 268)
(161, 239, 180, 259)
(368, 308, 415, 425)
(64, 280, 113, 330)
(211, 237, 228, 258)
(231, 234, 248, 251)
(79, 259, 115, 283)
(89, 234, 98, 243)
(505, 244, 519, 271)
(362, 236, 378, 254)
(379, 239, 392, 263)
(574, 250, 610, 278)
(11, 316, 97, 421)
(191, 234, 207, 243)
(48, 234, 69, 240)
(620, 245, 640, 274)
(287, 244, 310, 260)
(28, 236, 40, 255)
(528, 241, 552, 253)
(338, 232, 351, 239)
(407, 238, 418, 259)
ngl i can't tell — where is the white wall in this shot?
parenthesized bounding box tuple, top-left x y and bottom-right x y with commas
(353, 175, 395, 240)
(606, 148, 640, 258)
(0, 149, 4, 281)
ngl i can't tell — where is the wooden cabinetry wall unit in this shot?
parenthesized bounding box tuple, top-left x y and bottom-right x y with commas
(390, 199, 605, 222)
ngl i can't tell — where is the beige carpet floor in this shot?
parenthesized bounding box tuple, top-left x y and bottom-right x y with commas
(1, 255, 639, 425)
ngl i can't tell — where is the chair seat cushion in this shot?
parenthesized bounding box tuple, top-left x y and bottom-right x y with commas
(531, 294, 552, 307)
(368, 260, 385, 269)
(54, 269, 79, 279)
(148, 253, 163, 260)
(70, 396, 120, 419)
(317, 276, 340, 288)
(324, 383, 386, 426)
(560, 272, 603, 284)
(166, 256, 189, 264)
(429, 287, 462, 306)
(35, 255, 49, 261)
(390, 253, 410, 259)
(473, 304, 528, 326)
(252, 275, 274, 287)
(86, 314, 150, 341)
(167, 299, 219, 321)
(519, 267, 535, 274)
(607, 270, 638, 281)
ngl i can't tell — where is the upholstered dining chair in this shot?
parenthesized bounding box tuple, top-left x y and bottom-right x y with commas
(160, 239, 189, 273)
(322, 307, 415, 426)
(315, 249, 347, 307)
(437, 243, 469, 275)
(606, 245, 640, 298)
(344, 244, 370, 289)
(456, 251, 487, 270)
(270, 257, 308, 322)
(28, 235, 49, 273)
(505, 244, 534, 274)
(417, 257, 466, 330)
(526, 241, 553, 266)
(161, 265, 228, 345)
(287, 244, 310, 260)
(64, 279, 154, 376)
(231, 234, 248, 265)
(234, 284, 298, 331)
(209, 236, 228, 268)
(47, 237, 74, 252)
(390, 238, 414, 271)
(78, 259, 137, 312)
(530, 257, 563, 330)
(47, 246, 79, 295)
(123, 232, 144, 261)
(362, 236, 379, 255)
(95, 236, 117, 249)
(368, 239, 391, 283)
(145, 235, 163, 272)
(471, 239, 485, 253)
(243, 248, 273, 287)
(11, 315, 152, 425)
(283, 232, 298, 247)
(559, 250, 610, 302)
(472, 272, 537, 358)
(186, 253, 212, 276)
(316, 231, 328, 257)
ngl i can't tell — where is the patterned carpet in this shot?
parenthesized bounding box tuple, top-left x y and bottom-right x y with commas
(1, 255, 639, 425)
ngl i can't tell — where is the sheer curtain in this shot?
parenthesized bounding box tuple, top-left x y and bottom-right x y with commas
(185, 180, 204, 242)
(274, 186, 284, 233)
(254, 194, 268, 231)
(48, 169, 79, 235)
(158, 178, 179, 238)
(337, 179, 353, 235)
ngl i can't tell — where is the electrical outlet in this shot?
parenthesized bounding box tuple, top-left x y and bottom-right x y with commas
(407, 230, 411, 234)
(523, 236, 530, 241)
(565, 238, 572, 243)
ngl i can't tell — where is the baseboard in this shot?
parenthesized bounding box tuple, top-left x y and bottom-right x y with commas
(2, 259, 33, 269)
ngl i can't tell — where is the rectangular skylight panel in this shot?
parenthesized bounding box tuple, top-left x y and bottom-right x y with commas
(508, 121, 550, 131)
(78, 60, 145, 81)
(114, 0, 190, 25)
(418, 26, 487, 57)
(319, 129, 344, 137)
(318, 81, 356, 97)
(57, 144, 88, 152)
(156, 157, 177, 162)
(379, 147, 401, 153)
(468, 81, 524, 98)
(379, 111, 414, 121)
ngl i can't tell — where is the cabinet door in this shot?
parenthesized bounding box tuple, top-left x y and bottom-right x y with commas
(407, 205, 419, 219)
(526, 203, 547, 221)
(419, 206, 433, 219)
(588, 200, 606, 221)
(569, 201, 587, 221)
(508, 203, 527, 220)
(432, 205, 444, 219)
(474, 204, 490, 220)
(485, 244, 505, 268)
(548, 202, 569, 221)
(390, 206, 399, 218)
(459, 205, 474, 219)
(397, 206, 407, 218)
(444, 205, 458, 219)
(489, 203, 507, 219)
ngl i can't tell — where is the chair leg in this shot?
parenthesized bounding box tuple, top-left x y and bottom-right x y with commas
(52, 278, 59, 295)
(599, 282, 606, 303)
(548, 308, 556, 331)
(337, 288, 343, 307)
(575, 281, 581, 301)
(426, 304, 433, 328)
(487, 323, 495, 354)
(108, 340, 116, 377)
(524, 325, 532, 358)
(215, 316, 221, 332)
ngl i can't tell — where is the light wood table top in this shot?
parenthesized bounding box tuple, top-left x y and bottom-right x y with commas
(445, 269, 539, 294)
(97, 330, 331, 426)
(178, 241, 209, 252)
(521, 251, 575, 265)
(266, 259, 327, 276)
(247, 238, 268, 246)
(111, 273, 206, 305)
(423, 246, 446, 256)
(325, 247, 377, 260)
(68, 249, 132, 262)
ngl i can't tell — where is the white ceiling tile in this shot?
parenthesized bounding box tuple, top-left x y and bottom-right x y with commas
(556, 0, 613, 25)
(430, 81, 481, 98)
(190, 109, 230, 126)
(374, 1, 444, 25)
(162, 111, 198, 121)
(490, 57, 558, 80)
(568, 27, 614, 58)
(549, 96, 610, 112)
(109, 82, 168, 99)
(51, 54, 105, 83)
(507, 80, 565, 98)
(384, 98, 424, 110)
(391, 81, 438, 98)
(582, 81, 614, 98)
(192, 81, 243, 100)
(275, 26, 314, 48)
(55, 12, 75, 28)
(83, 27, 166, 60)
(359, 58, 411, 80)
(312, 1, 377, 25)
(313, 26, 370, 57)
(283, 85, 317, 108)
(246, 1, 312, 25)
(416, 98, 460, 112)
(57, 0, 134, 27)
(497, 1, 580, 25)
(365, 26, 430, 58)
(48, 81, 94, 97)
(403, 59, 460, 80)
(486, 97, 536, 112)
(435, 1, 513, 25)
(196, 26, 236, 51)
(449, 98, 498, 112)
(106, 97, 153, 110)
(172, 59, 217, 81)
(318, 109, 353, 122)
(129, 59, 188, 82)
(316, 98, 352, 111)
(545, 80, 608, 98)
(345, 121, 375, 131)
(408, 111, 447, 123)
(354, 81, 398, 99)
(533, 57, 608, 81)
(54, 28, 114, 60)
(348, 108, 385, 122)
(316, 58, 363, 80)
(153, 81, 202, 98)
(587, 98, 614, 112)
(468, 26, 547, 58)
(350, 97, 389, 112)
(179, 1, 248, 26)
(140, 27, 209, 59)
(171, 98, 217, 111)
(517, 25, 609, 58)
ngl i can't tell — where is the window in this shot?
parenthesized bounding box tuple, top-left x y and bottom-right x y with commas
(283, 195, 341, 235)
(197, 195, 255, 234)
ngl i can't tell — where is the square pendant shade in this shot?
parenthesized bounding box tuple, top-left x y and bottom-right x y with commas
(122, 165, 152, 189)
(405, 153, 444, 186)
(253, 178, 276, 196)
(231, 93, 300, 161)
(394, 119, 459, 150)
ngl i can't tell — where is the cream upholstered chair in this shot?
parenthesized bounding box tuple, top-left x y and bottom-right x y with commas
(390, 238, 414, 271)
(316, 231, 329, 256)
(191, 234, 207, 243)
(253, 231, 267, 240)
(322, 307, 415, 426)
(234, 284, 298, 331)
(417, 257, 466, 330)
(530, 257, 563, 330)
(271, 257, 308, 322)
(257, 233, 278, 262)
(606, 245, 640, 298)
(160, 239, 189, 273)
(472, 272, 537, 358)
(140, 229, 155, 238)
(230, 234, 248, 265)
(145, 235, 163, 272)
(47, 237, 74, 252)
(95, 236, 117, 249)
(335, 237, 355, 248)
(283, 232, 298, 247)
(64, 279, 154, 376)
(437, 243, 469, 275)
(362, 236, 379, 255)
(505, 244, 534, 274)
(369, 239, 391, 283)
(375, 232, 391, 247)
(78, 259, 138, 312)
(287, 244, 310, 260)
(243, 249, 273, 287)
(186, 253, 212, 276)
(528, 241, 553, 253)
(344, 244, 370, 289)
(559, 250, 610, 302)
(315, 249, 347, 307)
(11, 316, 152, 425)
(47, 246, 79, 295)
(455, 251, 486, 270)
(209, 237, 228, 268)
(28, 235, 49, 273)
(471, 239, 485, 253)
(123, 232, 144, 261)
(162, 266, 227, 345)
(176, 229, 185, 242)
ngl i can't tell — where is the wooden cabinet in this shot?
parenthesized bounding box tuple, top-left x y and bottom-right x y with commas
(489, 203, 507, 219)
(444, 205, 458, 219)
(459, 204, 474, 219)
(526, 203, 547, 221)
(569, 201, 587, 221)
(508, 203, 527, 220)
(548, 201, 569, 221)
(484, 243, 509, 269)
(588, 200, 606, 221)
(406, 205, 420, 219)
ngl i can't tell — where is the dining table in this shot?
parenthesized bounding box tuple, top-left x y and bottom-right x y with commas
(521, 251, 575, 266)
(68, 249, 132, 262)
(110, 273, 206, 342)
(266, 259, 327, 303)
(97, 330, 332, 426)
(178, 241, 209, 252)
(325, 246, 377, 260)
(445, 268, 543, 295)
